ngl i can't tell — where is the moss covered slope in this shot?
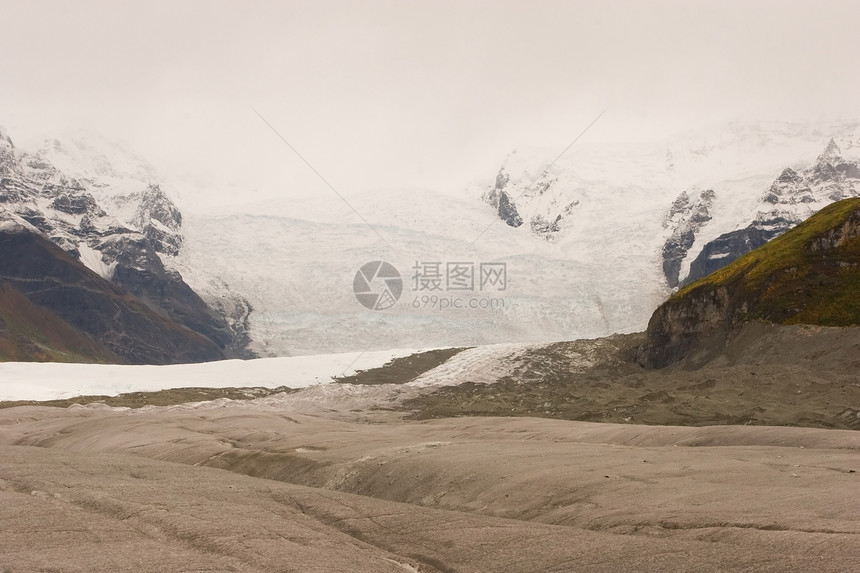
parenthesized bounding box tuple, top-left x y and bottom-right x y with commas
(640, 198, 860, 368)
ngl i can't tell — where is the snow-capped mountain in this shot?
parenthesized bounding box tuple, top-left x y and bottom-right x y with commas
(5, 120, 859, 360)
(480, 140, 674, 243)
(0, 127, 251, 357)
(484, 120, 860, 291)
(679, 138, 860, 285)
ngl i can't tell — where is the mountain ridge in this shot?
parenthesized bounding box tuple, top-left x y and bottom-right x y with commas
(638, 198, 860, 369)
(0, 218, 226, 364)
(6, 120, 860, 358)
(0, 126, 253, 358)
(678, 138, 860, 286)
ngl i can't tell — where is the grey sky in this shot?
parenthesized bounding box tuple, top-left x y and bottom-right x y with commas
(2, 0, 860, 199)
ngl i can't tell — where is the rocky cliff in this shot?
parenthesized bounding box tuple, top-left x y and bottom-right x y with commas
(639, 198, 860, 368)
(661, 188, 715, 287)
(679, 139, 860, 286)
(0, 126, 252, 358)
(0, 213, 225, 364)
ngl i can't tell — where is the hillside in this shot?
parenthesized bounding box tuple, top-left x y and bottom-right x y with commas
(0, 282, 121, 363)
(638, 198, 860, 368)
(0, 127, 252, 357)
(679, 138, 860, 286)
(6, 121, 860, 357)
(0, 217, 225, 364)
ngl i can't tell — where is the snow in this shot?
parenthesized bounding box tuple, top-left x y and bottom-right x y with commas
(6, 119, 860, 360)
(408, 343, 532, 388)
(168, 177, 676, 357)
(158, 120, 860, 357)
(0, 348, 424, 402)
(77, 243, 115, 279)
(0, 209, 40, 234)
(36, 130, 158, 186)
(0, 219, 23, 233)
(707, 252, 732, 260)
(671, 122, 860, 282)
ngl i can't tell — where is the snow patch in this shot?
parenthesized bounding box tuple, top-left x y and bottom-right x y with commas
(0, 347, 425, 402)
(408, 343, 533, 388)
(0, 209, 40, 235)
(77, 243, 115, 279)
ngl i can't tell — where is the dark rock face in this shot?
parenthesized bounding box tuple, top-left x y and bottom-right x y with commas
(681, 226, 778, 288)
(133, 184, 182, 255)
(0, 126, 254, 359)
(50, 193, 103, 215)
(639, 199, 860, 369)
(96, 233, 251, 358)
(764, 168, 807, 203)
(497, 191, 523, 228)
(636, 285, 736, 369)
(0, 228, 225, 364)
(808, 207, 860, 251)
(0, 281, 122, 363)
(112, 264, 234, 351)
(662, 230, 694, 286)
(483, 169, 523, 228)
(662, 189, 715, 287)
(682, 140, 860, 286)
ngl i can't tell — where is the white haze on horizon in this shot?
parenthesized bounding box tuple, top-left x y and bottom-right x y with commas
(2, 0, 860, 206)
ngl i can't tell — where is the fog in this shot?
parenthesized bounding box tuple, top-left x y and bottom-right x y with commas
(2, 0, 859, 203)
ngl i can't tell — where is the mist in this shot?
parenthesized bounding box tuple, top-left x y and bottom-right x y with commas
(2, 0, 860, 204)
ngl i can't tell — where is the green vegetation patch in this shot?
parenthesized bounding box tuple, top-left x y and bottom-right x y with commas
(673, 198, 860, 326)
(0, 283, 121, 363)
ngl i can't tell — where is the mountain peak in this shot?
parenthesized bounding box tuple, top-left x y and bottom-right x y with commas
(0, 125, 15, 171)
(818, 138, 842, 164)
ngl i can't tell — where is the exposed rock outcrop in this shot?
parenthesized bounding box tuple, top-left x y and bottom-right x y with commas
(132, 184, 182, 255)
(661, 188, 715, 287)
(639, 198, 860, 368)
(483, 169, 523, 228)
(0, 222, 225, 364)
(482, 162, 579, 238)
(682, 140, 860, 286)
(0, 126, 253, 359)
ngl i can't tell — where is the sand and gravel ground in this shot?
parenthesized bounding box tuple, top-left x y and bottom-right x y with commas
(1, 405, 858, 571)
(1, 323, 858, 571)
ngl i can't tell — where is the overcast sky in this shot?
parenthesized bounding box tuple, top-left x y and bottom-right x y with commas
(2, 0, 860, 200)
